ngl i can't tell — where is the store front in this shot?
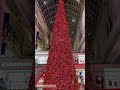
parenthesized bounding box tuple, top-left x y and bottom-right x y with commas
(35, 65, 85, 90)
(35, 51, 85, 90)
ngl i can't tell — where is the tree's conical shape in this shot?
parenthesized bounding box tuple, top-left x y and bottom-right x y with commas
(43, 0, 79, 90)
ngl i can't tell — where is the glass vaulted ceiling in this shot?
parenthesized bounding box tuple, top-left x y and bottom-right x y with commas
(37, 0, 85, 48)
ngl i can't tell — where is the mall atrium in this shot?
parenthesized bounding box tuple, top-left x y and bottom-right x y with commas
(35, 0, 85, 90)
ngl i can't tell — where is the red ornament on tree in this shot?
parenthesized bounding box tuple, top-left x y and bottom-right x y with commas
(43, 0, 79, 90)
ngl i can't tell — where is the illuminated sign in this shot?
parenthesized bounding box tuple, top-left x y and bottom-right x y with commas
(78, 54, 85, 64)
(35, 56, 47, 64)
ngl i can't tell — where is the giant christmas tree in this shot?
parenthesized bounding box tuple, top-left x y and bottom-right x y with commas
(43, 0, 79, 90)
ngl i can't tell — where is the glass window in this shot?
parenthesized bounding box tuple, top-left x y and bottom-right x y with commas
(35, 17, 37, 26)
(36, 44, 38, 49)
(109, 80, 112, 86)
(38, 23, 41, 30)
(114, 81, 118, 87)
(37, 31, 39, 37)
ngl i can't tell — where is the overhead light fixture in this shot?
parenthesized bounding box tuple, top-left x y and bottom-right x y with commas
(72, 18, 76, 23)
(76, 0, 80, 3)
(44, 1, 47, 5)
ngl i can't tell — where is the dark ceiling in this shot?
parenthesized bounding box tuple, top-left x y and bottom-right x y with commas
(86, 0, 103, 48)
(85, 0, 104, 63)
